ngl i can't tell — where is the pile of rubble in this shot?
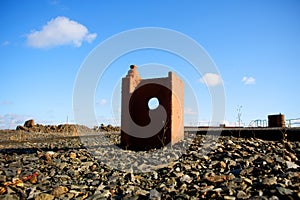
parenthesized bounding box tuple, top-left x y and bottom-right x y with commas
(0, 135, 299, 199)
(15, 119, 77, 134)
(93, 124, 120, 132)
(14, 119, 120, 133)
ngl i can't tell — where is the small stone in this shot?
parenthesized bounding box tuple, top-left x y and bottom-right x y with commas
(175, 167, 180, 172)
(91, 164, 97, 171)
(135, 189, 149, 196)
(269, 196, 280, 200)
(276, 187, 293, 195)
(69, 190, 81, 197)
(152, 171, 158, 179)
(243, 177, 252, 185)
(241, 151, 249, 157)
(1, 194, 20, 200)
(17, 168, 22, 175)
(66, 193, 75, 199)
(205, 175, 227, 183)
(262, 161, 267, 165)
(213, 188, 223, 193)
(12, 178, 24, 188)
(265, 157, 274, 164)
(284, 155, 292, 161)
(200, 185, 214, 193)
(224, 196, 236, 200)
(5, 187, 15, 195)
(237, 190, 249, 199)
(0, 175, 6, 183)
(180, 174, 193, 183)
(46, 151, 55, 156)
(30, 175, 38, 184)
(57, 162, 68, 170)
(219, 161, 226, 169)
(263, 177, 277, 186)
(35, 193, 55, 200)
(44, 151, 54, 161)
(51, 186, 69, 197)
(149, 189, 161, 200)
(69, 152, 77, 159)
(227, 140, 234, 145)
(286, 161, 299, 169)
(288, 152, 298, 161)
(203, 155, 209, 160)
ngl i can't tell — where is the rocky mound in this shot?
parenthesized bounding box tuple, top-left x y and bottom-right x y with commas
(93, 123, 120, 132)
(16, 119, 78, 134)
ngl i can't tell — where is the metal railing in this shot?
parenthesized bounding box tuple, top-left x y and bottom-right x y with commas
(249, 119, 268, 127)
(286, 118, 300, 127)
(249, 118, 300, 128)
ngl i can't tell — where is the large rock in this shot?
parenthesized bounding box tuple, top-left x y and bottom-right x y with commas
(24, 119, 35, 128)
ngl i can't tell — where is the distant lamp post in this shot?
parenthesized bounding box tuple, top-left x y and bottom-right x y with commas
(237, 105, 242, 127)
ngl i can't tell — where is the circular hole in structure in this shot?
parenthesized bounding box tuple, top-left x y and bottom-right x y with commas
(148, 97, 159, 110)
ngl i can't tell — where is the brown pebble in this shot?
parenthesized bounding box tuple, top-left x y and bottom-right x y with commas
(51, 186, 69, 197)
(35, 193, 54, 200)
(44, 153, 52, 161)
(69, 152, 77, 159)
(219, 161, 226, 169)
(30, 175, 38, 184)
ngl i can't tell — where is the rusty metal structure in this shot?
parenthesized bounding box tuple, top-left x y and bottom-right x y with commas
(121, 65, 184, 150)
(268, 113, 285, 128)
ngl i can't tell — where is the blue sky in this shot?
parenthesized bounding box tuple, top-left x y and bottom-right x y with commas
(0, 0, 300, 129)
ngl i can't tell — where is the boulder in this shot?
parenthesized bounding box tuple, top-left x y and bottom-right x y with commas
(16, 125, 27, 131)
(24, 119, 35, 128)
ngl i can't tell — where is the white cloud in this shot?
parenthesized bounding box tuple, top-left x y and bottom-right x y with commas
(200, 73, 223, 87)
(184, 107, 197, 115)
(1, 100, 13, 105)
(26, 16, 97, 48)
(242, 76, 256, 85)
(0, 113, 55, 130)
(1, 41, 10, 46)
(97, 116, 120, 126)
(97, 99, 107, 106)
(49, 0, 60, 5)
(0, 113, 32, 129)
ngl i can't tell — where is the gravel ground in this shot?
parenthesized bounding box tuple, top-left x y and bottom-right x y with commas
(0, 132, 300, 200)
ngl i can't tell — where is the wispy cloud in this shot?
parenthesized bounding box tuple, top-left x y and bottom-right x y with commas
(49, 0, 69, 10)
(0, 113, 55, 129)
(97, 116, 120, 126)
(199, 73, 223, 87)
(49, 0, 60, 5)
(26, 16, 97, 48)
(97, 99, 107, 106)
(184, 107, 197, 115)
(242, 76, 256, 85)
(1, 100, 13, 105)
(1, 41, 10, 46)
(0, 113, 32, 129)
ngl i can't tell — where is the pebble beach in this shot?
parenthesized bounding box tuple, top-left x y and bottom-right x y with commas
(0, 128, 300, 200)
